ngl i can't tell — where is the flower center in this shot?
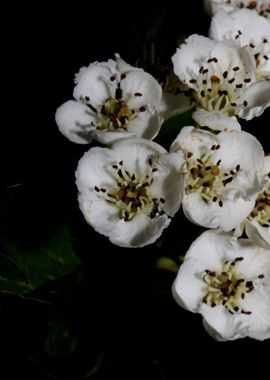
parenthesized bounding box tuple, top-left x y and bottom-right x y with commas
(189, 57, 250, 115)
(185, 146, 240, 207)
(248, 184, 270, 227)
(80, 73, 148, 132)
(99, 98, 134, 131)
(94, 160, 166, 221)
(203, 256, 265, 314)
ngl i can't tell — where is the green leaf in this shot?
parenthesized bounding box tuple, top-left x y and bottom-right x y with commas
(0, 225, 80, 294)
(154, 107, 195, 150)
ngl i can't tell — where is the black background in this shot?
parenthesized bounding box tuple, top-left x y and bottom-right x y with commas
(2, 1, 270, 379)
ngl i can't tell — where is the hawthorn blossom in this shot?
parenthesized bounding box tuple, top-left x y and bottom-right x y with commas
(75, 138, 185, 248)
(172, 34, 270, 120)
(209, 8, 270, 80)
(55, 54, 162, 145)
(204, 0, 270, 19)
(172, 229, 270, 341)
(244, 155, 270, 248)
(170, 126, 265, 231)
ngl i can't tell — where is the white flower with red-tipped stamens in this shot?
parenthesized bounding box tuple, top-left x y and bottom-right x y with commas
(244, 155, 270, 248)
(75, 138, 185, 248)
(172, 34, 270, 120)
(55, 54, 162, 145)
(209, 8, 270, 80)
(170, 126, 265, 231)
(172, 229, 270, 341)
(204, 0, 270, 20)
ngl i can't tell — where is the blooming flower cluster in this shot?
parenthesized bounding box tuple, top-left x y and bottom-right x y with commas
(56, 1, 270, 341)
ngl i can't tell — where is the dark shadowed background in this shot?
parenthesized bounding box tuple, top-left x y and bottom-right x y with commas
(2, 1, 270, 379)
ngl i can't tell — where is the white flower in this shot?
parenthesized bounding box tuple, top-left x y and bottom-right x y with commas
(209, 8, 270, 80)
(172, 229, 270, 341)
(172, 34, 270, 120)
(75, 138, 185, 248)
(204, 0, 270, 20)
(244, 155, 270, 248)
(55, 54, 162, 145)
(170, 126, 265, 231)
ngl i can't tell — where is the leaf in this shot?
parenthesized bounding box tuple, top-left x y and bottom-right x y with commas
(154, 107, 195, 150)
(0, 225, 81, 294)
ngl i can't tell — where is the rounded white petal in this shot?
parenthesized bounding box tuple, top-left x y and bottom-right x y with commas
(123, 70, 162, 109)
(73, 62, 117, 105)
(183, 192, 256, 231)
(192, 109, 241, 131)
(109, 213, 171, 248)
(128, 110, 162, 140)
(217, 130, 265, 172)
(172, 35, 215, 84)
(75, 146, 116, 195)
(202, 305, 249, 341)
(55, 100, 94, 144)
(172, 258, 207, 312)
(236, 80, 270, 120)
(170, 126, 219, 158)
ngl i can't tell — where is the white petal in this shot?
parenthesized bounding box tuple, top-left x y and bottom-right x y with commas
(202, 304, 249, 341)
(245, 219, 270, 249)
(183, 193, 256, 231)
(109, 213, 171, 248)
(150, 152, 185, 216)
(75, 146, 116, 195)
(73, 62, 117, 105)
(172, 35, 215, 85)
(217, 130, 264, 172)
(185, 229, 239, 267)
(172, 258, 207, 312)
(236, 80, 270, 120)
(55, 100, 94, 144)
(264, 155, 270, 174)
(110, 137, 167, 173)
(128, 110, 162, 140)
(123, 70, 162, 109)
(170, 126, 219, 158)
(192, 109, 241, 131)
(241, 282, 270, 340)
(91, 130, 134, 145)
(78, 197, 119, 238)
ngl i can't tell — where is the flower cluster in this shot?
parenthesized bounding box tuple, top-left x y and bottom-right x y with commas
(56, 2, 270, 341)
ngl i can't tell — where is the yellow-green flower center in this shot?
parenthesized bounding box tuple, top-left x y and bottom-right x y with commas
(203, 257, 264, 314)
(94, 160, 166, 221)
(185, 146, 240, 207)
